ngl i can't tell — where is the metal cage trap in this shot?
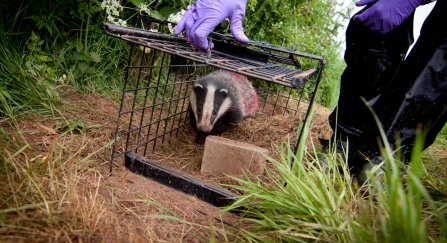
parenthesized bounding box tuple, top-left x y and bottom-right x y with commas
(103, 15, 326, 208)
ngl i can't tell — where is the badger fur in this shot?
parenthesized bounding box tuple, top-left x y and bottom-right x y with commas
(189, 70, 258, 144)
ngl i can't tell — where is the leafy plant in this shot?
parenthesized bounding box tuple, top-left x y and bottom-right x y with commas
(53, 118, 103, 134)
(59, 48, 102, 79)
(240, 0, 352, 108)
(25, 31, 57, 81)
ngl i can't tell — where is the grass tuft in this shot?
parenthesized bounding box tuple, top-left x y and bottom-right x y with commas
(224, 134, 447, 242)
(225, 140, 356, 242)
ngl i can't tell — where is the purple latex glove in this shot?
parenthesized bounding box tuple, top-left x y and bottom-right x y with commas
(174, 0, 249, 51)
(353, 0, 425, 34)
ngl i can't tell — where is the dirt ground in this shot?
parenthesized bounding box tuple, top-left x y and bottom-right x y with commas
(3, 90, 331, 242)
(6, 89, 447, 241)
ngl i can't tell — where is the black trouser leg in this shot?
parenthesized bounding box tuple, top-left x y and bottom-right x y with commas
(361, 1, 447, 164)
(329, 5, 415, 169)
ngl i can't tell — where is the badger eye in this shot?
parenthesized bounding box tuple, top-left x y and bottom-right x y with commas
(197, 109, 202, 115)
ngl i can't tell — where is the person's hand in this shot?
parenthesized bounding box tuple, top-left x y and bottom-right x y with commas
(174, 0, 249, 51)
(353, 0, 426, 34)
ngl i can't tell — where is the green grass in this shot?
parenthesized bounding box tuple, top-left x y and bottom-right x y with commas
(223, 102, 447, 242)
(223, 137, 447, 242)
(0, 29, 60, 118)
(0, 24, 131, 119)
(317, 45, 345, 110)
(226, 141, 355, 242)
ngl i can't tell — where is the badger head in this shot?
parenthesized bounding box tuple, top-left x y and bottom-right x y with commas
(190, 82, 232, 133)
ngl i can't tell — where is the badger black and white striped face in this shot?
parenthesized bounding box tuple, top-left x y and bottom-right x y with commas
(190, 82, 232, 133)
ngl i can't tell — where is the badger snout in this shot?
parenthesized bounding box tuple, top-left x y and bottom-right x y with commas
(197, 125, 212, 133)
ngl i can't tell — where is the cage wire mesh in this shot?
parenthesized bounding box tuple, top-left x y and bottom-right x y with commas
(103, 15, 326, 173)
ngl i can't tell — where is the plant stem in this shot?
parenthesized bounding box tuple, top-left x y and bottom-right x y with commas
(84, 0, 90, 51)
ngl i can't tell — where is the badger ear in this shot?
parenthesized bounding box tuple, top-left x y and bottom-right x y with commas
(193, 83, 203, 91)
(220, 89, 228, 97)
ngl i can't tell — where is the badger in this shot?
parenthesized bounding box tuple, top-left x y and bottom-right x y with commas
(189, 70, 258, 144)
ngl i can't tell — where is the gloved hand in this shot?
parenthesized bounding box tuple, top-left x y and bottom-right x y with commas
(174, 0, 249, 52)
(353, 0, 426, 34)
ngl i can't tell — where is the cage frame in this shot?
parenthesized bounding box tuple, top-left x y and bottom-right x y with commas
(103, 15, 326, 208)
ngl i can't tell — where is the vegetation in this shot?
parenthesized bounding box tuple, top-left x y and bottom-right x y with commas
(224, 109, 447, 242)
(225, 136, 447, 242)
(1, 0, 446, 242)
(0, 0, 347, 117)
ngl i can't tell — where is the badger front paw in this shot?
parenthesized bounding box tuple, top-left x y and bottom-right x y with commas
(194, 133, 208, 145)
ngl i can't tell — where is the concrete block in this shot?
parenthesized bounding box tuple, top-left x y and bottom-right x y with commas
(201, 136, 269, 177)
